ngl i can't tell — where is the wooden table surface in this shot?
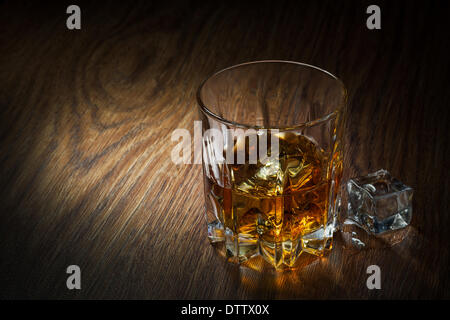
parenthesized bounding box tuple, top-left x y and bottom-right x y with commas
(0, 0, 449, 299)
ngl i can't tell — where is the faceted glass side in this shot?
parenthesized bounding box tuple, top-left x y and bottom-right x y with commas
(202, 128, 344, 268)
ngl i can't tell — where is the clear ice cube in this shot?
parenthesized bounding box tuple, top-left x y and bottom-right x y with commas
(233, 132, 325, 198)
(346, 169, 413, 235)
(235, 158, 285, 196)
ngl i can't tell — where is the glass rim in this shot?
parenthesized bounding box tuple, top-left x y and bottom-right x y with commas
(197, 60, 347, 130)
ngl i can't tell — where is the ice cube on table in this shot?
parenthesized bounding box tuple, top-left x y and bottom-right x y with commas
(346, 169, 413, 235)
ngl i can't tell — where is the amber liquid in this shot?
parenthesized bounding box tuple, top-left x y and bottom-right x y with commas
(205, 132, 337, 268)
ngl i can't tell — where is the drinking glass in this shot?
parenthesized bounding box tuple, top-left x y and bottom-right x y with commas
(197, 61, 347, 268)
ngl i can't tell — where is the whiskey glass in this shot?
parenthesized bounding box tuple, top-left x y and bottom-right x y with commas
(197, 61, 347, 268)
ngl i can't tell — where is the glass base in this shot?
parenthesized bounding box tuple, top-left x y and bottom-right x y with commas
(208, 220, 333, 268)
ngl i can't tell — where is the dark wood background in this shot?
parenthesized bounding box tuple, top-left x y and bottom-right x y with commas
(0, 0, 449, 299)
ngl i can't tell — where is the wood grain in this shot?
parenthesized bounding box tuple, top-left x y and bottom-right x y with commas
(0, 0, 449, 299)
